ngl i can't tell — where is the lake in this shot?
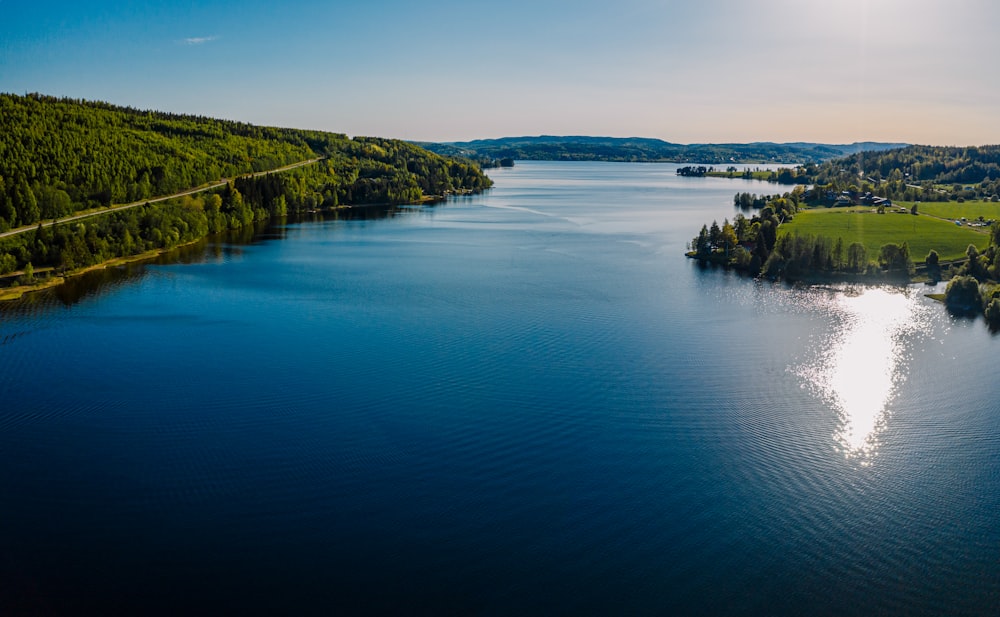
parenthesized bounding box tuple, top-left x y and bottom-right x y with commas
(1, 161, 998, 616)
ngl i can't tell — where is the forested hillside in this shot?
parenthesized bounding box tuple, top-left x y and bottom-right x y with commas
(0, 93, 491, 231)
(0, 93, 492, 281)
(805, 145, 1000, 202)
(727, 145, 1000, 203)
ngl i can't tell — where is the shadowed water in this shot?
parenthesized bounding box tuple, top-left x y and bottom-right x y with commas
(1, 162, 998, 616)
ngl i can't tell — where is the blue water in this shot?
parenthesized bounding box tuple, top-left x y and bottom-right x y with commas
(1, 162, 999, 616)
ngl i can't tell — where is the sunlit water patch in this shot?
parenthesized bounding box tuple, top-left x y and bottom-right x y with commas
(796, 286, 934, 461)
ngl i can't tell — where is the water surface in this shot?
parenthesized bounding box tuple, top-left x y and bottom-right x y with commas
(1, 162, 998, 616)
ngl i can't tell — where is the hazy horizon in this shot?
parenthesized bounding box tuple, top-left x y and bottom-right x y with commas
(3, 0, 998, 146)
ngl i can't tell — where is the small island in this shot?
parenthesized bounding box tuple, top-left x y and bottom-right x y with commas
(685, 145, 1000, 326)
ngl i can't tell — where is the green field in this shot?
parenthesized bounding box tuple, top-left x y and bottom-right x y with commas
(900, 200, 1000, 223)
(781, 207, 988, 261)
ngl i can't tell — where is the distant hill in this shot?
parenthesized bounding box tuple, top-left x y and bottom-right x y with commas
(419, 136, 909, 164)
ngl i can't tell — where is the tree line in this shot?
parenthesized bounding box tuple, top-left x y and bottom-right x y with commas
(734, 145, 1000, 204)
(0, 94, 493, 280)
(942, 224, 1000, 328)
(690, 182, 1000, 328)
(689, 190, 915, 281)
(422, 137, 906, 165)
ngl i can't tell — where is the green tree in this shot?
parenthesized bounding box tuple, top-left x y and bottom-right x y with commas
(985, 298, 1000, 327)
(733, 213, 749, 242)
(16, 178, 39, 225)
(37, 186, 72, 219)
(832, 237, 844, 271)
(693, 225, 711, 256)
(708, 220, 722, 250)
(964, 244, 988, 280)
(944, 275, 982, 314)
(846, 243, 868, 273)
(720, 220, 738, 256)
(879, 242, 914, 275)
(762, 251, 785, 278)
(0, 253, 16, 274)
(926, 249, 941, 281)
(733, 246, 752, 269)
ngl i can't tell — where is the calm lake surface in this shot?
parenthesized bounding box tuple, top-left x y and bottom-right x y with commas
(1, 161, 998, 616)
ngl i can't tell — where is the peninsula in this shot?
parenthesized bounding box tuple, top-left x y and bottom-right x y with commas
(684, 145, 1000, 325)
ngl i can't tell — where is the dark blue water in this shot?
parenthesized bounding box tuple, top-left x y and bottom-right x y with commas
(2, 162, 999, 616)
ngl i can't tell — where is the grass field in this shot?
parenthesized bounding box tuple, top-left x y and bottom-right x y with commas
(781, 207, 988, 261)
(900, 200, 1000, 223)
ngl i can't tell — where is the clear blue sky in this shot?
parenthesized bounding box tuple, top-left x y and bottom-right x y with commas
(3, 0, 998, 145)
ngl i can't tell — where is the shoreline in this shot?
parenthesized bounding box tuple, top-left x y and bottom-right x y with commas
(0, 241, 202, 302)
(685, 252, 935, 286)
(0, 193, 478, 302)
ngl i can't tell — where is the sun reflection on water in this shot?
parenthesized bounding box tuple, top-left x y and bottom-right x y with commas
(798, 287, 930, 461)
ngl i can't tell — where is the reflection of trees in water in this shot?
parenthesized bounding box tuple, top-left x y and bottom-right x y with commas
(50, 262, 147, 307)
(1, 204, 439, 312)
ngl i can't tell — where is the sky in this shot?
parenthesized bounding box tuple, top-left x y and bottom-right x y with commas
(2, 0, 999, 145)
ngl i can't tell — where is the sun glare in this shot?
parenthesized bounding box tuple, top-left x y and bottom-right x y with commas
(798, 288, 928, 461)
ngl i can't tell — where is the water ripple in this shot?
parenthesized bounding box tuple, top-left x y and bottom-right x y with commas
(793, 286, 934, 462)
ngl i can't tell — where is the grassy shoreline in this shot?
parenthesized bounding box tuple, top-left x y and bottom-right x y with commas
(781, 206, 988, 262)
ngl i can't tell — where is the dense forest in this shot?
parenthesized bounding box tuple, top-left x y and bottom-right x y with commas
(0, 93, 492, 282)
(421, 136, 907, 164)
(741, 145, 1000, 202)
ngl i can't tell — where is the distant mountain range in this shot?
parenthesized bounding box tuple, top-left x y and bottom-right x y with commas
(419, 136, 909, 165)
